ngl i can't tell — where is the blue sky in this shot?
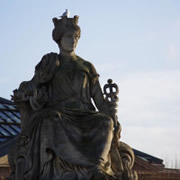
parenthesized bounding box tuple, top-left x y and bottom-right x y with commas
(0, 0, 180, 167)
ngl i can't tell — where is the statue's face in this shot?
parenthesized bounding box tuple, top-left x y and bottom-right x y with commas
(60, 31, 79, 52)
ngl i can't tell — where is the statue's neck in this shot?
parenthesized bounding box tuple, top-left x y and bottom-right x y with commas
(59, 48, 75, 57)
(59, 53, 77, 62)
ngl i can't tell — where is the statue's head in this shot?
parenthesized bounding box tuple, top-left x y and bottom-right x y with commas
(52, 16, 81, 53)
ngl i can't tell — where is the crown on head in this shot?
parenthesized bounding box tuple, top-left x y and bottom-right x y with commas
(52, 15, 80, 43)
(53, 15, 79, 27)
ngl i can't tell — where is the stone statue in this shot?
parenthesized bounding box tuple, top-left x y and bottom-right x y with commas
(7, 14, 137, 180)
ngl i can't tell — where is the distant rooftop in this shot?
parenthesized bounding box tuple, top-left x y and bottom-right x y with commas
(0, 97, 21, 143)
(133, 149, 163, 165)
(0, 97, 163, 166)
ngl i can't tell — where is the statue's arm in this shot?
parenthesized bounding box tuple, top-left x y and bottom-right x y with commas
(91, 79, 110, 115)
(12, 80, 48, 112)
(86, 62, 110, 115)
(91, 78, 110, 116)
(13, 53, 59, 111)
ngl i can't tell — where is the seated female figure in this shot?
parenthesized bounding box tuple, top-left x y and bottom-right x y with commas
(9, 15, 117, 180)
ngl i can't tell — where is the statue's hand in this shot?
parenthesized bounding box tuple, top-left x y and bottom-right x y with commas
(12, 81, 36, 102)
(29, 86, 48, 111)
(19, 81, 37, 96)
(12, 89, 29, 102)
(12, 81, 48, 111)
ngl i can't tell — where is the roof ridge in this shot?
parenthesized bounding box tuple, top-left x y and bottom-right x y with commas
(0, 97, 14, 105)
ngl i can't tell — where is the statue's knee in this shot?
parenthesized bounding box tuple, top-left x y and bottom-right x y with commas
(104, 116, 113, 129)
(16, 156, 25, 167)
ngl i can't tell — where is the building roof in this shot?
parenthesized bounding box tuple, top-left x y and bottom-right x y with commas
(0, 97, 21, 143)
(133, 149, 163, 165)
(0, 97, 164, 167)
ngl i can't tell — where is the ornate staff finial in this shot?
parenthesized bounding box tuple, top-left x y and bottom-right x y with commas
(104, 79, 119, 122)
(104, 79, 121, 142)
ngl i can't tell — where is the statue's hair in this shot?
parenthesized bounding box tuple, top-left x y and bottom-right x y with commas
(52, 16, 81, 43)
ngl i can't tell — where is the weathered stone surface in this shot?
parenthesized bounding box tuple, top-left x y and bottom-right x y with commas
(8, 15, 137, 180)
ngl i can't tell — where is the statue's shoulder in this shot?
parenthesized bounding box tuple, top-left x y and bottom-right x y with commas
(76, 55, 97, 74)
(35, 52, 60, 71)
(76, 55, 99, 83)
(40, 52, 59, 65)
(41, 52, 59, 58)
(34, 52, 60, 84)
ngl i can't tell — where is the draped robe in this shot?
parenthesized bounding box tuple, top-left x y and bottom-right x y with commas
(11, 53, 114, 180)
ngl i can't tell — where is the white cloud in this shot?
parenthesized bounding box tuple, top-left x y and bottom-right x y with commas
(116, 70, 180, 166)
(168, 44, 178, 58)
(175, 19, 180, 30)
(121, 126, 180, 168)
